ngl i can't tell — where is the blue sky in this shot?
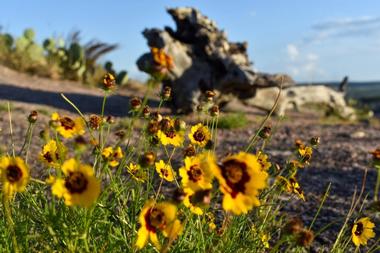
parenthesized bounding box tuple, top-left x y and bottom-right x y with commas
(1, 0, 380, 82)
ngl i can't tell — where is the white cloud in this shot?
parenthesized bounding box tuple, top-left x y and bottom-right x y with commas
(287, 44, 299, 61)
(306, 53, 319, 61)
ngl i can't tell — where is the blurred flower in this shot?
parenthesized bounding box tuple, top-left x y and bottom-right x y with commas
(351, 217, 376, 247)
(179, 153, 215, 191)
(283, 217, 304, 235)
(130, 97, 142, 111)
(205, 90, 216, 101)
(183, 188, 211, 215)
(143, 105, 151, 118)
(102, 146, 124, 167)
(296, 229, 314, 247)
(256, 151, 271, 171)
(140, 151, 156, 167)
(157, 118, 184, 147)
(51, 112, 85, 139)
(310, 137, 320, 146)
(51, 159, 100, 207)
(209, 105, 219, 117)
(189, 123, 211, 148)
(135, 200, 182, 250)
(298, 146, 312, 165)
(259, 126, 271, 139)
(39, 140, 66, 168)
(89, 114, 102, 130)
(126, 163, 146, 183)
(155, 160, 175, 182)
(277, 176, 305, 201)
(183, 144, 196, 158)
(161, 86, 172, 100)
(151, 47, 174, 77)
(213, 152, 268, 215)
(0, 156, 30, 198)
(370, 148, 380, 166)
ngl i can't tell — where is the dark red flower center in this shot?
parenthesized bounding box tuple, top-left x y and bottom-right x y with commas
(65, 172, 88, 194)
(354, 222, 364, 236)
(6, 165, 23, 183)
(145, 207, 166, 232)
(221, 159, 250, 198)
(187, 165, 202, 182)
(193, 129, 206, 142)
(60, 117, 75, 130)
(160, 168, 169, 178)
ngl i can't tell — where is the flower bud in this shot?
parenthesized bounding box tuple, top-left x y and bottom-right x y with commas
(143, 105, 151, 118)
(115, 130, 126, 139)
(183, 144, 196, 157)
(161, 86, 172, 100)
(130, 97, 142, 110)
(147, 120, 160, 135)
(190, 189, 211, 207)
(103, 73, 116, 90)
(296, 229, 314, 248)
(106, 115, 115, 124)
(283, 217, 304, 235)
(28, 110, 38, 123)
(160, 118, 172, 132)
(310, 137, 320, 146)
(174, 118, 186, 131)
(151, 112, 163, 122)
(209, 105, 219, 117)
(140, 151, 156, 167)
(89, 114, 102, 130)
(205, 90, 216, 101)
(259, 126, 271, 139)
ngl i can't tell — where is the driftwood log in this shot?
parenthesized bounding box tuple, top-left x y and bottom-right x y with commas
(136, 7, 356, 119)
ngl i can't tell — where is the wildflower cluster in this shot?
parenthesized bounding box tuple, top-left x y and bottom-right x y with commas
(0, 69, 378, 252)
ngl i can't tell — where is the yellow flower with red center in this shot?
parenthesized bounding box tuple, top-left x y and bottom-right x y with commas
(277, 175, 305, 201)
(51, 112, 85, 138)
(155, 160, 176, 182)
(102, 146, 124, 167)
(157, 117, 184, 147)
(179, 153, 215, 191)
(298, 146, 312, 165)
(257, 151, 272, 171)
(212, 152, 268, 215)
(182, 188, 211, 215)
(352, 217, 376, 247)
(188, 123, 211, 148)
(0, 156, 30, 198)
(39, 140, 66, 168)
(50, 159, 100, 207)
(135, 200, 182, 250)
(126, 163, 146, 183)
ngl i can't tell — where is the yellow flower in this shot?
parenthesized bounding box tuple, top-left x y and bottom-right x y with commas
(257, 151, 271, 171)
(155, 160, 175, 182)
(352, 217, 376, 247)
(0, 156, 30, 198)
(261, 234, 270, 249)
(188, 123, 211, 148)
(182, 188, 210, 215)
(51, 159, 100, 207)
(136, 200, 182, 250)
(212, 152, 268, 215)
(277, 176, 305, 201)
(39, 140, 66, 168)
(102, 146, 124, 167)
(179, 153, 215, 191)
(157, 129, 184, 147)
(298, 146, 312, 165)
(51, 112, 85, 138)
(126, 163, 146, 183)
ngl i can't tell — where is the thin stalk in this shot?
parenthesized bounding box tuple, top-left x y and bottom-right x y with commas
(374, 165, 380, 201)
(7, 102, 15, 157)
(245, 84, 282, 152)
(18, 123, 31, 155)
(309, 183, 331, 230)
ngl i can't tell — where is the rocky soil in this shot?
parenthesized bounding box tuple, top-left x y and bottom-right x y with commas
(0, 66, 379, 252)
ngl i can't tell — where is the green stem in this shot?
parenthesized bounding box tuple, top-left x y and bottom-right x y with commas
(309, 183, 331, 230)
(3, 195, 20, 253)
(374, 166, 380, 201)
(7, 102, 15, 157)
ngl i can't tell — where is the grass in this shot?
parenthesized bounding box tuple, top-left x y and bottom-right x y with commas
(216, 112, 249, 129)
